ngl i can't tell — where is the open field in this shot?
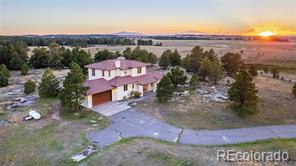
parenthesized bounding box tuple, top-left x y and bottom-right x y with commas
(136, 75, 296, 130)
(82, 138, 296, 166)
(0, 98, 110, 165)
(28, 39, 296, 61)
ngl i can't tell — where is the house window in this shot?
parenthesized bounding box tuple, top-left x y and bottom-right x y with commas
(137, 67, 142, 74)
(92, 69, 95, 76)
(151, 83, 153, 87)
(102, 70, 105, 77)
(124, 71, 128, 75)
(132, 84, 135, 89)
(108, 71, 111, 77)
(124, 85, 128, 91)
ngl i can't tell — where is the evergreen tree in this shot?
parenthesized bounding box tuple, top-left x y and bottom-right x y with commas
(59, 63, 87, 112)
(0, 71, 8, 87)
(123, 47, 132, 59)
(221, 52, 244, 76)
(0, 64, 10, 78)
(189, 74, 199, 90)
(208, 57, 223, 84)
(271, 68, 280, 78)
(38, 68, 60, 97)
(263, 66, 269, 74)
(228, 70, 258, 108)
(24, 80, 36, 94)
(248, 64, 258, 77)
(187, 46, 204, 72)
(20, 63, 29, 75)
(167, 66, 187, 88)
(159, 51, 170, 70)
(293, 83, 296, 97)
(169, 49, 182, 66)
(147, 52, 158, 64)
(198, 56, 211, 80)
(156, 75, 174, 103)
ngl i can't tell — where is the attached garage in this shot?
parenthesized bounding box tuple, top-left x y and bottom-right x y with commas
(92, 90, 112, 106)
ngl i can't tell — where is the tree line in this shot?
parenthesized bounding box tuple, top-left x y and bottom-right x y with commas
(0, 36, 135, 47)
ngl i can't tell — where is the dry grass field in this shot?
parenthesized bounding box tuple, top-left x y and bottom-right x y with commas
(136, 75, 296, 130)
(28, 39, 296, 61)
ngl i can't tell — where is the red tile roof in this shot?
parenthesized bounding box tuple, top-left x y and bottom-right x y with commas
(84, 71, 163, 95)
(85, 78, 113, 95)
(109, 75, 139, 87)
(85, 59, 149, 70)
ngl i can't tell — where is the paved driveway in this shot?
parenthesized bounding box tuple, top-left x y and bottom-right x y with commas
(90, 92, 155, 116)
(87, 109, 296, 147)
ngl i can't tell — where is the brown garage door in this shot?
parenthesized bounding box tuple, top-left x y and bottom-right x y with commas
(92, 90, 112, 106)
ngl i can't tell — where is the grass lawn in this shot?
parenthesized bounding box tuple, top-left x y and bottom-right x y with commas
(0, 98, 110, 166)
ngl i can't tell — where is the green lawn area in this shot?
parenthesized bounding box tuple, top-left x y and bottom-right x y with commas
(0, 98, 110, 166)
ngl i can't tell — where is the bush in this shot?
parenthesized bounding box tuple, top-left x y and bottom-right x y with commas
(24, 80, 36, 94)
(130, 91, 141, 98)
(0, 64, 10, 78)
(293, 83, 296, 97)
(20, 63, 29, 75)
(0, 72, 8, 87)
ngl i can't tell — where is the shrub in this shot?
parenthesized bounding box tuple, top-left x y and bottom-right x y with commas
(133, 91, 141, 98)
(24, 80, 36, 94)
(0, 64, 10, 78)
(20, 63, 29, 75)
(0, 72, 8, 87)
(293, 83, 296, 97)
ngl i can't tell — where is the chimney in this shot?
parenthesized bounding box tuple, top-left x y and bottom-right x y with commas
(115, 60, 121, 68)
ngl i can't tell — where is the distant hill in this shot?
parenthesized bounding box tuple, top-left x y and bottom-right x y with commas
(111, 31, 144, 36)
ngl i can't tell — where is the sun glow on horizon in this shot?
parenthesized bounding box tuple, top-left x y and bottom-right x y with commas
(257, 31, 275, 37)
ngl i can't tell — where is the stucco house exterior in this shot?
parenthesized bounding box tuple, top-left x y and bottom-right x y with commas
(84, 57, 162, 108)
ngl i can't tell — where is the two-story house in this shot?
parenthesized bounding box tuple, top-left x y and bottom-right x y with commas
(84, 57, 162, 108)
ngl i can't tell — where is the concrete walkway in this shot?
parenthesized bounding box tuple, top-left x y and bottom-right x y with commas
(87, 109, 296, 147)
(90, 92, 155, 116)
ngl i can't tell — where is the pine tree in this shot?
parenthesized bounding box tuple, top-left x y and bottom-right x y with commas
(59, 63, 87, 112)
(167, 66, 187, 88)
(271, 68, 279, 78)
(228, 70, 258, 108)
(159, 51, 170, 70)
(189, 74, 199, 90)
(20, 63, 29, 76)
(198, 56, 211, 80)
(38, 68, 60, 97)
(156, 75, 174, 103)
(248, 64, 258, 77)
(169, 49, 182, 66)
(293, 83, 296, 97)
(208, 57, 223, 84)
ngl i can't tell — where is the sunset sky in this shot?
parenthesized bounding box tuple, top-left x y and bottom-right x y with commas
(0, 0, 295, 35)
